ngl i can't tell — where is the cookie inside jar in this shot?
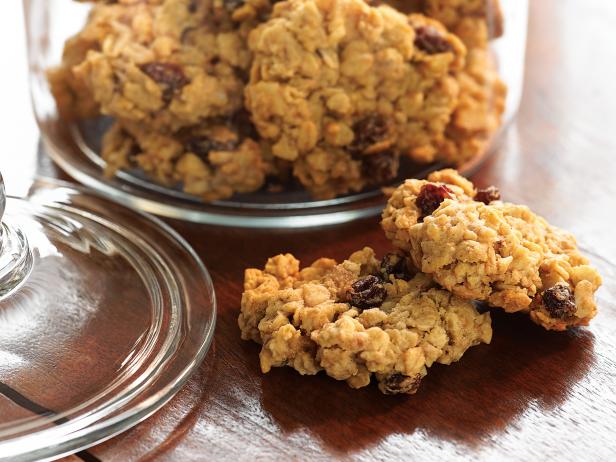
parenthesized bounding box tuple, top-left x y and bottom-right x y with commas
(47, 0, 511, 202)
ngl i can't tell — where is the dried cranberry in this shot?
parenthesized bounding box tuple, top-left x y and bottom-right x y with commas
(414, 26, 453, 54)
(542, 283, 576, 319)
(347, 275, 387, 309)
(416, 183, 452, 219)
(348, 115, 393, 156)
(475, 186, 501, 204)
(184, 137, 238, 161)
(380, 373, 422, 395)
(362, 151, 399, 185)
(380, 253, 413, 281)
(139, 62, 189, 102)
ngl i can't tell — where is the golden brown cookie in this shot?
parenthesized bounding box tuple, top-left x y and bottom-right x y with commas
(239, 246, 492, 394)
(101, 118, 270, 201)
(425, 0, 507, 166)
(381, 169, 602, 331)
(67, 0, 252, 132)
(437, 48, 507, 165)
(245, 0, 466, 197)
(377, 0, 508, 166)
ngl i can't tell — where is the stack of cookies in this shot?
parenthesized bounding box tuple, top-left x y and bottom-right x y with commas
(239, 169, 602, 394)
(48, 0, 506, 200)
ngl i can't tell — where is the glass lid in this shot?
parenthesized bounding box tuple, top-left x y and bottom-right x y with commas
(0, 175, 216, 461)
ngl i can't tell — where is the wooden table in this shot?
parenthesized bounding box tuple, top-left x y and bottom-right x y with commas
(3, 0, 616, 460)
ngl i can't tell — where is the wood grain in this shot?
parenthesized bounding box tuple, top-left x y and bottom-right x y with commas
(5, 0, 616, 460)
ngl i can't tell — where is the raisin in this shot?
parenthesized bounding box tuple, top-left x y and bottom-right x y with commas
(348, 115, 393, 156)
(232, 109, 259, 140)
(128, 143, 140, 161)
(347, 275, 387, 309)
(184, 137, 238, 161)
(380, 253, 413, 281)
(475, 186, 501, 204)
(416, 183, 452, 219)
(380, 373, 422, 395)
(139, 62, 189, 103)
(414, 26, 453, 54)
(542, 283, 576, 319)
(362, 151, 399, 185)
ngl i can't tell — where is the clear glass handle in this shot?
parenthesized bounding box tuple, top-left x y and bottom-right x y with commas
(0, 174, 33, 299)
(0, 172, 6, 234)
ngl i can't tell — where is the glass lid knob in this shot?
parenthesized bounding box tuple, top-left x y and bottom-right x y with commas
(0, 172, 33, 299)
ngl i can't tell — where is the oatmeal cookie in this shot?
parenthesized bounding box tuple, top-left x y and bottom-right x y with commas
(381, 169, 602, 330)
(69, 0, 252, 132)
(245, 0, 466, 197)
(239, 247, 492, 394)
(437, 48, 507, 165)
(378, 0, 508, 165)
(101, 118, 270, 201)
(425, 0, 507, 166)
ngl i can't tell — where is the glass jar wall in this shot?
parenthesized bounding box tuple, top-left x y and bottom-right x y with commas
(24, 0, 528, 227)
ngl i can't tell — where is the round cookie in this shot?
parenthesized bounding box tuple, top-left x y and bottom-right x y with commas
(239, 246, 492, 394)
(245, 0, 466, 197)
(71, 0, 252, 132)
(101, 118, 271, 201)
(381, 169, 602, 331)
(424, 0, 507, 165)
(375, 0, 508, 165)
(436, 48, 506, 165)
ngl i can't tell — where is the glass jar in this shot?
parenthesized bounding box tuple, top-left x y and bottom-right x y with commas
(24, 0, 528, 227)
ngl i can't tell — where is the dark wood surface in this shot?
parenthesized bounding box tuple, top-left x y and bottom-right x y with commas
(4, 0, 616, 460)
